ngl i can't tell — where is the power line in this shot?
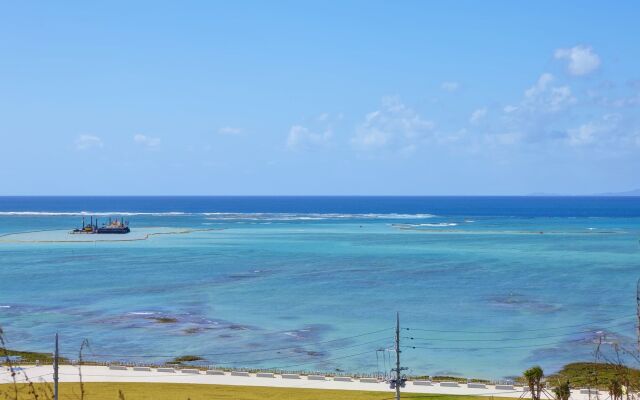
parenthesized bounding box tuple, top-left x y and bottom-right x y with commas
(60, 337, 393, 365)
(195, 337, 391, 365)
(404, 314, 635, 334)
(60, 338, 392, 362)
(57, 350, 375, 376)
(403, 338, 591, 350)
(403, 320, 635, 342)
(381, 349, 389, 379)
(266, 349, 376, 370)
(61, 327, 392, 359)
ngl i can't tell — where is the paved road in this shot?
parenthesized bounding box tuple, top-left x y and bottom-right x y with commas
(0, 365, 605, 399)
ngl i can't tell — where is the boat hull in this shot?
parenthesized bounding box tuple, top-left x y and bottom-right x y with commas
(95, 227, 131, 234)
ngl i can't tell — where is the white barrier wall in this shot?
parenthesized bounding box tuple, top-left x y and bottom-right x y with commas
(1, 365, 629, 400)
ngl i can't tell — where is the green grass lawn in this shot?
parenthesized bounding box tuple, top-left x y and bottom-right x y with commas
(0, 382, 519, 400)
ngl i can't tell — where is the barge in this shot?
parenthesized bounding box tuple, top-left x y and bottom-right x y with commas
(72, 216, 130, 234)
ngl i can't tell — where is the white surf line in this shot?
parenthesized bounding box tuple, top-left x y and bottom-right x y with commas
(0, 365, 611, 399)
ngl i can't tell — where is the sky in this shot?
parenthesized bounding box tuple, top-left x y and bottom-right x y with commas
(1, 1, 639, 195)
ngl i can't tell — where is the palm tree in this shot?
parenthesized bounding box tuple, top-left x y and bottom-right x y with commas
(553, 380, 571, 400)
(524, 366, 545, 400)
(609, 378, 623, 400)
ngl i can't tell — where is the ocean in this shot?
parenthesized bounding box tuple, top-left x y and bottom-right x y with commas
(0, 196, 639, 379)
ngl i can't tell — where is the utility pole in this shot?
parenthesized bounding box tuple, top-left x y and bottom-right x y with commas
(54, 333, 59, 400)
(636, 278, 640, 354)
(390, 312, 406, 400)
(395, 312, 401, 400)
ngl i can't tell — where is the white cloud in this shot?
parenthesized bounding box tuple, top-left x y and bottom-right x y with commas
(492, 72, 638, 149)
(554, 46, 601, 76)
(218, 126, 242, 135)
(470, 107, 487, 124)
(75, 135, 103, 151)
(548, 86, 574, 111)
(465, 61, 638, 155)
(441, 81, 460, 92)
(567, 123, 598, 146)
(566, 114, 621, 147)
(485, 132, 523, 146)
(524, 73, 554, 98)
(286, 125, 332, 150)
(133, 134, 160, 149)
(352, 97, 435, 151)
(316, 113, 329, 122)
(523, 73, 575, 112)
(503, 105, 518, 113)
(475, 74, 577, 146)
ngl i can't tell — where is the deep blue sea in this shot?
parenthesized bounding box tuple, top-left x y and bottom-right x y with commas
(1, 196, 639, 379)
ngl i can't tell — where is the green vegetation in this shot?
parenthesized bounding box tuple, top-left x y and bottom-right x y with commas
(418, 376, 489, 384)
(523, 366, 544, 400)
(608, 378, 623, 400)
(170, 355, 204, 363)
(434, 376, 489, 384)
(0, 382, 521, 400)
(552, 381, 570, 400)
(547, 362, 640, 389)
(0, 348, 67, 364)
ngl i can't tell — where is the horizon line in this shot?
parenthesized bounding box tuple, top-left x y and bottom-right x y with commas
(0, 194, 639, 198)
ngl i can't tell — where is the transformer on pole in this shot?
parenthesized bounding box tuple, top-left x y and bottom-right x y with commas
(389, 312, 407, 399)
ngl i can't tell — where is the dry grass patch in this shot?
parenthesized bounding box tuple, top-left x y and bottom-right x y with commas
(1, 382, 518, 400)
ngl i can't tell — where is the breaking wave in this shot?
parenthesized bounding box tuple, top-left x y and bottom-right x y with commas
(203, 213, 436, 221)
(393, 222, 458, 228)
(0, 211, 187, 216)
(0, 211, 437, 220)
(415, 222, 458, 227)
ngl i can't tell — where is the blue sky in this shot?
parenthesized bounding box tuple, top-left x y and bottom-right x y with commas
(1, 1, 639, 195)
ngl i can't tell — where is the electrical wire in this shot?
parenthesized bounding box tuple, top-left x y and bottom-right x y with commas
(60, 327, 393, 359)
(403, 338, 591, 350)
(188, 337, 391, 365)
(404, 314, 635, 334)
(59, 336, 393, 366)
(402, 320, 636, 342)
(266, 349, 375, 370)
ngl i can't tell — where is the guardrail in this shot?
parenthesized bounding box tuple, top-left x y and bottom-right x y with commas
(206, 370, 224, 375)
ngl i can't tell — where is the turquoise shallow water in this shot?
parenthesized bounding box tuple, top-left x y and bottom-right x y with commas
(0, 197, 639, 379)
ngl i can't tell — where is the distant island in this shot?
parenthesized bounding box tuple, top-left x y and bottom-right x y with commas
(527, 188, 640, 196)
(595, 188, 640, 196)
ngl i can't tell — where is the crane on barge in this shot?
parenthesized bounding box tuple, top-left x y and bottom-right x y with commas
(72, 216, 130, 234)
